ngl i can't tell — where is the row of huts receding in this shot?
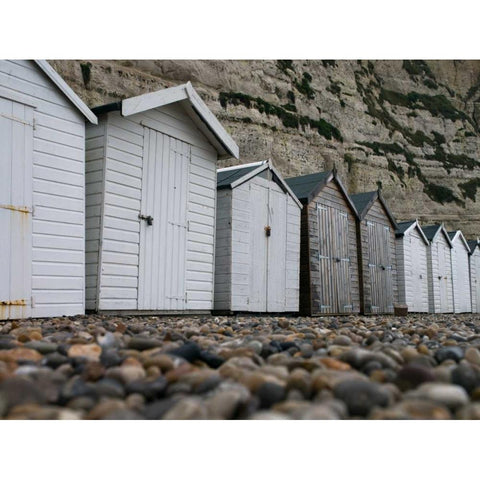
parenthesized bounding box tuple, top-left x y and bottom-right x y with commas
(2, 63, 479, 319)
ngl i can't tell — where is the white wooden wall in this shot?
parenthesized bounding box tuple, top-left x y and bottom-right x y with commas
(214, 173, 300, 312)
(0, 60, 86, 319)
(395, 228, 429, 312)
(214, 189, 232, 310)
(470, 249, 480, 313)
(87, 104, 217, 311)
(427, 232, 454, 313)
(451, 237, 472, 313)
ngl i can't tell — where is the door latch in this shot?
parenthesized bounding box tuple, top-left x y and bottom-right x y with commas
(139, 214, 153, 225)
(265, 225, 271, 237)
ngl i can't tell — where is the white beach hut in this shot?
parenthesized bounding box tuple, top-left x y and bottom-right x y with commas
(0, 60, 97, 320)
(468, 239, 480, 313)
(85, 82, 239, 313)
(449, 230, 472, 313)
(423, 224, 454, 314)
(395, 220, 429, 313)
(214, 160, 301, 313)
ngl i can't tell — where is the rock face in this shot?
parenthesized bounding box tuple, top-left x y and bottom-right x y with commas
(51, 59, 480, 236)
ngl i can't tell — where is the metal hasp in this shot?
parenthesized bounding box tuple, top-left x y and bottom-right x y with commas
(265, 225, 271, 237)
(139, 214, 153, 226)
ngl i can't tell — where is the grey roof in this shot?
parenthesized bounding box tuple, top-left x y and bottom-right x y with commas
(468, 240, 479, 252)
(448, 231, 456, 240)
(217, 164, 262, 189)
(396, 220, 416, 236)
(422, 224, 442, 241)
(285, 171, 331, 202)
(350, 191, 378, 217)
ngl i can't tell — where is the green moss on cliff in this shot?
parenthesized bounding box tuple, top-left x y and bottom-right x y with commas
(219, 91, 342, 141)
(459, 178, 480, 201)
(424, 183, 463, 206)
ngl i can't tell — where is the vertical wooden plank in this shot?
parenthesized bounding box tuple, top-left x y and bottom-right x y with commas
(249, 183, 268, 311)
(266, 186, 287, 312)
(0, 98, 33, 320)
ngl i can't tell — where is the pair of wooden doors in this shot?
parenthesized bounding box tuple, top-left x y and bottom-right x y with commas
(0, 97, 33, 320)
(248, 179, 288, 312)
(137, 128, 190, 311)
(409, 234, 427, 312)
(367, 221, 394, 313)
(315, 204, 352, 314)
(436, 241, 451, 312)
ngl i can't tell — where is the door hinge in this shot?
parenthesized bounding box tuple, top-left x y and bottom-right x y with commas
(31, 296, 35, 308)
(0, 112, 34, 128)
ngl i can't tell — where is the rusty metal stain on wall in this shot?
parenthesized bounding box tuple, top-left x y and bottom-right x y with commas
(0, 204, 32, 214)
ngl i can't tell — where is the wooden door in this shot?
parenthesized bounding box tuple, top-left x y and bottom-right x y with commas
(266, 186, 287, 312)
(367, 221, 393, 313)
(336, 210, 353, 313)
(437, 242, 449, 312)
(138, 128, 189, 310)
(457, 248, 471, 312)
(249, 182, 269, 311)
(315, 204, 352, 314)
(0, 98, 33, 320)
(316, 204, 333, 313)
(410, 235, 422, 311)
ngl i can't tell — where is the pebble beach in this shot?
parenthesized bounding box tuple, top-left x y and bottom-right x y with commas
(1, 314, 480, 420)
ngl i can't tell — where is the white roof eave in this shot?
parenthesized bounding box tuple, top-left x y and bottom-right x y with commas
(34, 60, 97, 124)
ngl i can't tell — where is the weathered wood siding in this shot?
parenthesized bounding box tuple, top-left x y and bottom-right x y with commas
(85, 122, 106, 310)
(396, 228, 429, 313)
(305, 181, 359, 315)
(358, 199, 397, 314)
(426, 231, 453, 313)
(88, 103, 217, 311)
(285, 194, 301, 311)
(0, 60, 86, 319)
(470, 249, 480, 313)
(451, 237, 472, 313)
(214, 189, 232, 310)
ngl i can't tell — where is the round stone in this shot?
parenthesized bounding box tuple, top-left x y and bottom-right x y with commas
(333, 379, 389, 416)
(396, 365, 436, 391)
(256, 382, 287, 408)
(465, 347, 480, 366)
(434, 346, 464, 364)
(408, 382, 469, 410)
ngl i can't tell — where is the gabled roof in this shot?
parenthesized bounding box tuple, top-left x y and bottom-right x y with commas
(216, 159, 302, 208)
(34, 61, 97, 124)
(422, 224, 453, 247)
(395, 219, 429, 244)
(92, 82, 238, 159)
(468, 240, 480, 254)
(217, 161, 265, 188)
(449, 230, 471, 253)
(350, 190, 397, 227)
(284, 171, 331, 203)
(285, 170, 359, 217)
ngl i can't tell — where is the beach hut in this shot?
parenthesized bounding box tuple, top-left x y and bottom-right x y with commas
(350, 190, 398, 314)
(214, 160, 301, 313)
(449, 230, 472, 313)
(422, 224, 454, 314)
(85, 82, 238, 313)
(0, 60, 97, 320)
(395, 220, 429, 313)
(468, 239, 480, 313)
(285, 170, 360, 315)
